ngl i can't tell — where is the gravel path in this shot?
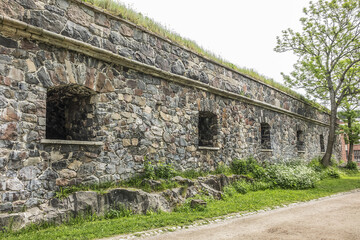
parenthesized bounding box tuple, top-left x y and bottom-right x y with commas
(104, 190, 360, 240)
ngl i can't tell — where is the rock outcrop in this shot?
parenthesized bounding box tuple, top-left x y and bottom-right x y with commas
(0, 174, 246, 231)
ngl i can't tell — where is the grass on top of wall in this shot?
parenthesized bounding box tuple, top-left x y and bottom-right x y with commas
(80, 0, 329, 113)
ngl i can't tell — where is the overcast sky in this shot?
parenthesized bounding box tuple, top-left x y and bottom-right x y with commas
(116, 0, 311, 89)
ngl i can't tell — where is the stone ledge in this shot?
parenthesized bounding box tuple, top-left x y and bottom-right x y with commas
(298, 151, 306, 153)
(198, 146, 221, 151)
(40, 139, 103, 146)
(260, 149, 273, 152)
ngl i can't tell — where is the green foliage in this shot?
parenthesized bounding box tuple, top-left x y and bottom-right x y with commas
(143, 159, 156, 179)
(213, 162, 232, 175)
(321, 167, 341, 179)
(104, 204, 132, 219)
(144, 160, 175, 180)
(345, 161, 359, 171)
(275, 0, 360, 166)
(224, 180, 273, 197)
(230, 157, 266, 179)
(308, 156, 326, 172)
(266, 164, 320, 189)
(176, 169, 208, 179)
(154, 162, 176, 179)
(232, 180, 251, 194)
(338, 101, 360, 145)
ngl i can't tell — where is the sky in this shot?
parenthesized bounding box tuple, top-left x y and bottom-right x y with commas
(116, 0, 311, 89)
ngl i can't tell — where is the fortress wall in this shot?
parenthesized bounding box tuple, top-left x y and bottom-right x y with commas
(0, 0, 341, 212)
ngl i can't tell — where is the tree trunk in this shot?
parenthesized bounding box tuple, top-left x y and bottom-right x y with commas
(322, 105, 338, 166)
(347, 115, 353, 163)
(348, 143, 354, 164)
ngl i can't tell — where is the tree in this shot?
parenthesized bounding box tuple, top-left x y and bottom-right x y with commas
(275, 0, 360, 166)
(338, 99, 360, 164)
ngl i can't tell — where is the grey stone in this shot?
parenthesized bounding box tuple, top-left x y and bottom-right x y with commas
(18, 166, 41, 180)
(109, 31, 125, 45)
(199, 71, 209, 84)
(6, 178, 24, 191)
(0, 55, 12, 64)
(26, 131, 39, 142)
(82, 175, 99, 185)
(25, 198, 40, 208)
(61, 21, 92, 42)
(56, 0, 70, 9)
(179, 137, 187, 147)
(155, 55, 170, 71)
(187, 68, 200, 80)
(171, 60, 185, 75)
(0, 35, 18, 48)
(39, 168, 59, 180)
(0, 203, 13, 213)
(15, 0, 37, 9)
(37, 67, 53, 88)
(45, 5, 65, 16)
(25, 73, 39, 84)
(24, 10, 66, 33)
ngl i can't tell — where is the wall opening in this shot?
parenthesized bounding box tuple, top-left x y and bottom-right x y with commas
(296, 130, 305, 151)
(261, 123, 271, 149)
(46, 84, 96, 141)
(198, 111, 218, 147)
(320, 134, 325, 152)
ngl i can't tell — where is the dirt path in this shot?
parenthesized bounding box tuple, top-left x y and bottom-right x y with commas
(110, 190, 360, 240)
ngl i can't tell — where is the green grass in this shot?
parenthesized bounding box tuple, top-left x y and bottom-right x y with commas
(80, 0, 329, 113)
(2, 175, 359, 240)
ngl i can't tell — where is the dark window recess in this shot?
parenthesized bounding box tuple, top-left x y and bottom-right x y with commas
(261, 123, 271, 149)
(296, 130, 305, 151)
(320, 134, 325, 152)
(46, 84, 96, 141)
(198, 111, 218, 147)
(355, 150, 360, 162)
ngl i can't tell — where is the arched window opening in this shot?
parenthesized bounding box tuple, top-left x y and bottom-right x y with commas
(261, 123, 271, 149)
(320, 134, 325, 152)
(198, 111, 218, 147)
(46, 84, 96, 141)
(296, 130, 305, 151)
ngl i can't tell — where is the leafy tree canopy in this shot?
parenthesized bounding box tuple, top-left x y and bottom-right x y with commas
(275, 0, 360, 165)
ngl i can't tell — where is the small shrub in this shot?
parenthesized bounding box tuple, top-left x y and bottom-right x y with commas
(104, 204, 132, 219)
(230, 158, 247, 175)
(250, 181, 273, 191)
(321, 167, 341, 179)
(213, 162, 231, 175)
(143, 160, 175, 179)
(154, 162, 175, 179)
(232, 180, 251, 194)
(230, 157, 265, 179)
(144, 159, 155, 179)
(266, 164, 319, 189)
(345, 161, 358, 171)
(223, 185, 238, 198)
(308, 157, 324, 172)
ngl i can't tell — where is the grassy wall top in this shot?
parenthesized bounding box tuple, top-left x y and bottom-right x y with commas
(80, 0, 329, 113)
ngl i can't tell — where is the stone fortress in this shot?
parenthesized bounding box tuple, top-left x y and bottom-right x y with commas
(0, 0, 341, 213)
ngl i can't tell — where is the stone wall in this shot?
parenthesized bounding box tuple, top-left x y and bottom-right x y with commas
(0, 0, 341, 213)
